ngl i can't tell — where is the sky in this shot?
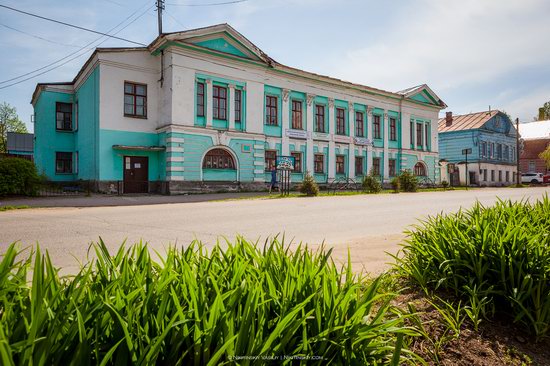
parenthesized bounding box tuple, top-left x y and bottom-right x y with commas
(0, 0, 549, 132)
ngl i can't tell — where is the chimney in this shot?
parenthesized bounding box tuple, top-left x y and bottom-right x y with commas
(445, 111, 453, 127)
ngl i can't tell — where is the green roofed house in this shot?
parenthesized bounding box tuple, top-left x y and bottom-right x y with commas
(32, 24, 447, 194)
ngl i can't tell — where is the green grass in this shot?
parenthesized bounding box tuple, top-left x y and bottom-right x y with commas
(0, 205, 30, 212)
(0, 238, 421, 365)
(395, 196, 550, 339)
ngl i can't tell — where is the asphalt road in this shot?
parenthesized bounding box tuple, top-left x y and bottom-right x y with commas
(1, 187, 549, 274)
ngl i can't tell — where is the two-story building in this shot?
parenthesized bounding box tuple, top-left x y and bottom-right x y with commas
(438, 110, 518, 186)
(32, 24, 446, 194)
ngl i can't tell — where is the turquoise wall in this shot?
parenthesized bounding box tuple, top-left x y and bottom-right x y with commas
(99, 129, 164, 181)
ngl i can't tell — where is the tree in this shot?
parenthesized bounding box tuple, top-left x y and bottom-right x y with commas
(535, 101, 550, 121)
(0, 102, 27, 153)
(539, 145, 550, 169)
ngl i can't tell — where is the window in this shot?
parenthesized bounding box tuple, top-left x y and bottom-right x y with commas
(203, 148, 235, 169)
(196, 82, 205, 117)
(410, 121, 414, 146)
(265, 150, 277, 171)
(498, 170, 502, 182)
(483, 169, 487, 181)
(291, 152, 302, 172)
(336, 155, 345, 174)
(511, 147, 516, 162)
(416, 123, 423, 147)
(372, 157, 381, 176)
(373, 115, 381, 139)
(56, 102, 72, 131)
(356, 112, 364, 137)
(506, 171, 509, 182)
(389, 159, 396, 176)
(314, 154, 324, 173)
(336, 108, 346, 135)
(235, 89, 242, 122)
(291, 100, 303, 129)
(529, 161, 536, 172)
(55, 152, 73, 174)
(491, 170, 495, 181)
(414, 162, 426, 176)
(265, 95, 278, 125)
(355, 156, 364, 175)
(491, 143, 495, 158)
(425, 124, 429, 149)
(315, 105, 325, 132)
(497, 144, 502, 160)
(213, 85, 227, 120)
(124, 82, 147, 117)
(504, 145, 509, 161)
(389, 118, 397, 141)
(481, 141, 487, 157)
(488, 143, 492, 158)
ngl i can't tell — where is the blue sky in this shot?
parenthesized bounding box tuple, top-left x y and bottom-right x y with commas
(1, 0, 549, 132)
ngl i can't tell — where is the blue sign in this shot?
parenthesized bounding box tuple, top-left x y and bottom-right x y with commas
(276, 156, 295, 170)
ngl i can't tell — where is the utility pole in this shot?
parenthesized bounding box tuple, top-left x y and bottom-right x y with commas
(516, 117, 521, 186)
(156, 0, 165, 36)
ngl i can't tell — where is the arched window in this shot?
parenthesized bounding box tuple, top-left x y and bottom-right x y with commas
(202, 148, 235, 169)
(414, 162, 427, 176)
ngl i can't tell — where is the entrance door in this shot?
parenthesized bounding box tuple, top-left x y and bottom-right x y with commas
(123, 156, 149, 193)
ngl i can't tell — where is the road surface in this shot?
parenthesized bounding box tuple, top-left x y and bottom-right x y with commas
(1, 187, 549, 274)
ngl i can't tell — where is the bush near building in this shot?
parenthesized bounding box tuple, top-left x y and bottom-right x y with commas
(299, 171, 319, 196)
(0, 157, 41, 196)
(398, 170, 418, 192)
(362, 169, 382, 193)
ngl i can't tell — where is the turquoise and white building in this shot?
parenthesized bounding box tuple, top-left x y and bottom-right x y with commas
(32, 24, 446, 193)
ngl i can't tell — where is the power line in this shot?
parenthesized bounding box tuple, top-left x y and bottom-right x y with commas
(0, 22, 83, 49)
(166, 0, 248, 6)
(0, 4, 147, 46)
(0, 3, 154, 89)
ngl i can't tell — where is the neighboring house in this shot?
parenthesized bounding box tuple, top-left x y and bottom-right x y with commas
(32, 24, 446, 194)
(5, 132, 34, 161)
(518, 120, 550, 174)
(438, 110, 518, 186)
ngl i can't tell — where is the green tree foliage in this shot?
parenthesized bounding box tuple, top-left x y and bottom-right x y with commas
(362, 168, 382, 193)
(539, 145, 550, 169)
(390, 177, 400, 193)
(0, 158, 41, 196)
(536, 101, 550, 121)
(398, 169, 418, 192)
(0, 102, 27, 153)
(299, 171, 319, 196)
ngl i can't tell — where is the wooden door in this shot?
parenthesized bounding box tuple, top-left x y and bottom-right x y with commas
(123, 156, 149, 193)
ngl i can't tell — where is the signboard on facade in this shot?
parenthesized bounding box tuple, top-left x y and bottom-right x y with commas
(462, 148, 472, 155)
(333, 135, 351, 144)
(285, 129, 308, 139)
(354, 137, 373, 146)
(276, 155, 295, 170)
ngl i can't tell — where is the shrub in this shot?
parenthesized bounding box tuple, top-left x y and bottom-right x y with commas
(362, 169, 382, 193)
(396, 197, 550, 338)
(390, 177, 400, 193)
(398, 170, 417, 192)
(299, 171, 319, 196)
(441, 180, 449, 190)
(0, 238, 416, 364)
(0, 158, 41, 196)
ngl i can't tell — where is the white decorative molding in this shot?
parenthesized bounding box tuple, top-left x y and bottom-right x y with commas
(166, 146, 184, 153)
(383, 112, 388, 119)
(167, 137, 185, 143)
(253, 152, 263, 158)
(167, 156, 185, 162)
(348, 101, 354, 109)
(253, 144, 264, 150)
(168, 166, 185, 172)
(328, 98, 335, 108)
(167, 175, 184, 181)
(253, 177, 265, 182)
(253, 161, 264, 166)
(306, 93, 316, 106)
(228, 83, 236, 89)
(205, 79, 212, 85)
(366, 106, 374, 116)
(282, 88, 290, 102)
(253, 169, 264, 174)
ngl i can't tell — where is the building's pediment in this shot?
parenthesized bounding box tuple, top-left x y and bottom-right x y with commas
(397, 84, 447, 108)
(150, 24, 273, 65)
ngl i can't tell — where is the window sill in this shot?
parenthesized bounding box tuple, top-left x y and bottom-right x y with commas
(56, 129, 74, 133)
(55, 172, 74, 175)
(124, 114, 148, 119)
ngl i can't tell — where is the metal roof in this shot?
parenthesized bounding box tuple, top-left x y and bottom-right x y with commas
(438, 110, 500, 132)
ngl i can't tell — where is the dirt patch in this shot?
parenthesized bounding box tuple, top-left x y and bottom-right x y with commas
(394, 287, 550, 365)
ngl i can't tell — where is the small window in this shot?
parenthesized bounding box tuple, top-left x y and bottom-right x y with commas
(291, 100, 303, 130)
(202, 148, 235, 169)
(291, 152, 302, 172)
(491, 170, 495, 181)
(481, 141, 487, 157)
(235, 89, 242, 122)
(355, 111, 364, 137)
(498, 170, 502, 182)
(389, 159, 396, 176)
(425, 124, 429, 149)
(265, 150, 277, 171)
(336, 108, 346, 135)
(265, 95, 278, 125)
(314, 154, 324, 173)
(416, 123, 423, 147)
(124, 82, 147, 118)
(506, 171, 509, 182)
(213, 85, 227, 120)
(372, 157, 381, 176)
(56, 102, 73, 131)
(315, 105, 325, 132)
(336, 155, 345, 174)
(196, 82, 205, 117)
(55, 152, 73, 174)
(389, 118, 397, 141)
(373, 115, 381, 139)
(355, 156, 364, 175)
(414, 162, 426, 176)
